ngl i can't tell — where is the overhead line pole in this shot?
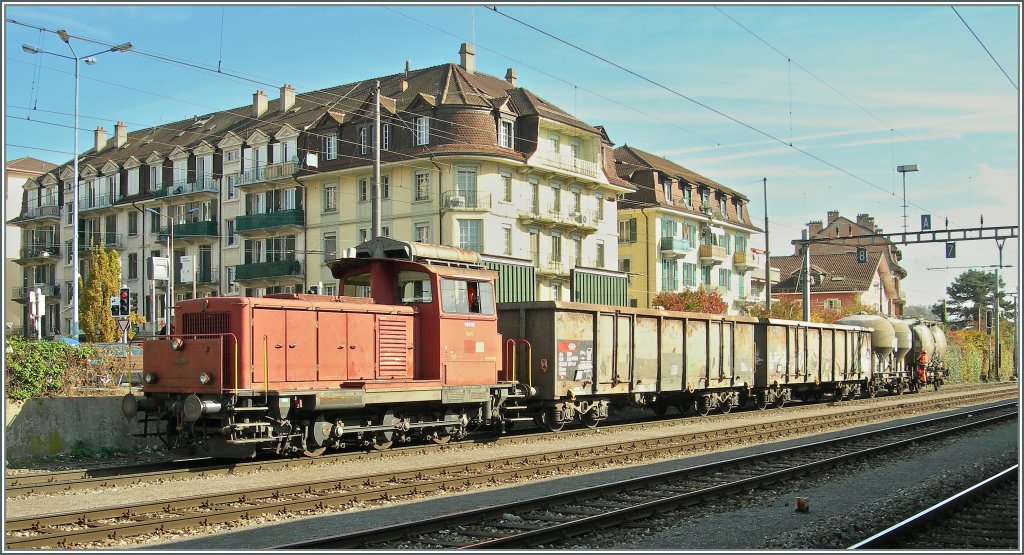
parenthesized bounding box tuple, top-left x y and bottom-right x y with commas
(763, 178, 770, 312)
(371, 80, 381, 239)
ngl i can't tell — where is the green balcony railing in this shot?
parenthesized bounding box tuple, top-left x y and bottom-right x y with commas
(235, 259, 303, 280)
(173, 220, 219, 238)
(235, 209, 304, 233)
(659, 237, 692, 252)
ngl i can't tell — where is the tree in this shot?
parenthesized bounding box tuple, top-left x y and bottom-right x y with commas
(903, 304, 938, 320)
(932, 269, 1012, 330)
(79, 242, 121, 342)
(742, 298, 803, 320)
(652, 286, 728, 314)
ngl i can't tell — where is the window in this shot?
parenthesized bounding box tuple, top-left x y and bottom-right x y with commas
(573, 237, 582, 266)
(662, 178, 673, 204)
(681, 262, 697, 286)
(172, 159, 186, 184)
(549, 131, 560, 153)
(382, 225, 391, 238)
(501, 172, 512, 202)
(150, 207, 162, 233)
(458, 219, 482, 252)
(415, 222, 431, 243)
(701, 188, 710, 208)
(620, 259, 631, 282)
(323, 284, 337, 296)
(596, 241, 605, 268)
(358, 228, 368, 243)
(735, 235, 747, 253)
(359, 179, 368, 202)
(359, 127, 369, 154)
(661, 218, 678, 239)
(381, 123, 391, 151)
(683, 186, 692, 207)
(661, 258, 678, 291)
(618, 218, 637, 243)
(596, 194, 605, 220)
(226, 149, 240, 162)
(226, 266, 236, 289)
(825, 298, 842, 310)
(551, 282, 561, 301)
(499, 120, 513, 148)
(738, 277, 746, 298)
(571, 190, 581, 214)
(381, 175, 390, 200)
(502, 226, 512, 255)
(226, 220, 236, 246)
(719, 196, 727, 216)
(719, 268, 731, 291)
(550, 235, 562, 262)
(415, 171, 431, 201)
(700, 265, 711, 286)
(128, 212, 138, 236)
(128, 253, 138, 280)
(440, 278, 494, 315)
(128, 169, 139, 196)
(415, 116, 430, 146)
(323, 182, 337, 212)
(322, 232, 337, 261)
(322, 132, 337, 160)
(551, 184, 561, 212)
(530, 179, 540, 214)
(455, 167, 478, 200)
(570, 137, 580, 159)
(398, 271, 433, 303)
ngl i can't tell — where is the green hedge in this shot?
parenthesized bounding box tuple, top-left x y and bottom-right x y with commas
(4, 337, 94, 400)
(946, 327, 1016, 383)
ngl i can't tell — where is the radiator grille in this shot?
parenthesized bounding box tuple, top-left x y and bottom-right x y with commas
(378, 318, 409, 376)
(182, 312, 231, 335)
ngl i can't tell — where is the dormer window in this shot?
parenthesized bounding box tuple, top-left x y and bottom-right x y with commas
(499, 120, 514, 148)
(322, 132, 337, 160)
(719, 196, 727, 216)
(415, 116, 430, 146)
(683, 186, 692, 207)
(359, 127, 369, 154)
(662, 178, 672, 204)
(701, 188, 710, 207)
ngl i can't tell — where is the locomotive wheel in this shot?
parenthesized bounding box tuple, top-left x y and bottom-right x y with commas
(373, 410, 398, 450)
(431, 409, 461, 444)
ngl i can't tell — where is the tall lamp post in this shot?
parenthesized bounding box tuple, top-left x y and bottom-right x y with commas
(22, 31, 132, 340)
(896, 164, 918, 234)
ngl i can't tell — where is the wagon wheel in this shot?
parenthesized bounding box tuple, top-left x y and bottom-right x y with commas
(431, 409, 461, 444)
(537, 407, 565, 432)
(718, 397, 733, 414)
(754, 391, 769, 411)
(695, 396, 712, 417)
(581, 409, 602, 429)
(372, 410, 398, 450)
(864, 384, 877, 398)
(772, 394, 787, 409)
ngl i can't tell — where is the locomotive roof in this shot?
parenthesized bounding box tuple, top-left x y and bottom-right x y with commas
(327, 237, 487, 278)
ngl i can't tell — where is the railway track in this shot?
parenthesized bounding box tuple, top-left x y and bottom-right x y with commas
(5, 384, 1015, 497)
(849, 465, 1019, 550)
(273, 407, 1018, 549)
(4, 397, 1016, 550)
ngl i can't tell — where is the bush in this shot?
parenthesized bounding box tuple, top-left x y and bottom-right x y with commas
(946, 328, 1015, 383)
(4, 337, 93, 400)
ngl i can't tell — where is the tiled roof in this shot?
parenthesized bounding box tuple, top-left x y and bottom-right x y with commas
(615, 145, 747, 200)
(6, 157, 57, 174)
(771, 251, 881, 293)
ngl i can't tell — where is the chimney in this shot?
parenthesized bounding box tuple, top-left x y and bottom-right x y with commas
(114, 121, 127, 148)
(807, 220, 823, 236)
(405, 60, 410, 77)
(826, 210, 840, 224)
(94, 126, 107, 152)
(253, 90, 268, 118)
(459, 42, 476, 73)
(505, 67, 517, 87)
(279, 84, 295, 113)
(856, 213, 874, 231)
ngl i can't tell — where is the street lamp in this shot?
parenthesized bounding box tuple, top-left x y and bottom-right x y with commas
(146, 207, 197, 335)
(22, 31, 132, 340)
(896, 164, 918, 234)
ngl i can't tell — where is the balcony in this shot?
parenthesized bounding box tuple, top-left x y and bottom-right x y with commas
(699, 244, 728, 265)
(173, 220, 219, 242)
(15, 244, 60, 264)
(235, 209, 304, 235)
(15, 204, 61, 223)
(659, 237, 693, 258)
(12, 284, 60, 302)
(535, 259, 567, 277)
(175, 267, 220, 287)
(441, 191, 491, 211)
(532, 151, 601, 179)
(232, 161, 299, 192)
(733, 249, 755, 271)
(153, 177, 219, 201)
(518, 206, 599, 234)
(79, 191, 120, 213)
(235, 259, 303, 282)
(79, 232, 126, 251)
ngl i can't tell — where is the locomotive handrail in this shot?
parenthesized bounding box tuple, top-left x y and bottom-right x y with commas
(263, 335, 269, 403)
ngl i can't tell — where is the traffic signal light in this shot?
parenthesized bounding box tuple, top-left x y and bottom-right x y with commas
(986, 309, 993, 333)
(118, 287, 130, 317)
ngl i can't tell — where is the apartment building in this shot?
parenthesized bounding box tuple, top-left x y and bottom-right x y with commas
(612, 145, 765, 313)
(6, 157, 58, 336)
(8, 44, 634, 337)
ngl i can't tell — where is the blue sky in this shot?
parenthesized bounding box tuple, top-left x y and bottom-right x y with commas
(4, 3, 1020, 309)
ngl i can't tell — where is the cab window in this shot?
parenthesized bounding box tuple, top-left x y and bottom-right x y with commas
(440, 278, 494, 315)
(342, 271, 372, 297)
(397, 271, 433, 303)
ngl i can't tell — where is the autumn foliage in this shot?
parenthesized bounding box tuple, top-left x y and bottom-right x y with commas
(651, 286, 728, 314)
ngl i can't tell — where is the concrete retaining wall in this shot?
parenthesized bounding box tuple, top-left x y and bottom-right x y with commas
(5, 395, 155, 461)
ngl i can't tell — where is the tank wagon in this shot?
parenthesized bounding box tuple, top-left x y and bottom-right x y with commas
(122, 238, 929, 458)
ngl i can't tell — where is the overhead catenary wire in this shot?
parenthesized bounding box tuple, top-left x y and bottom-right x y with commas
(950, 6, 1018, 91)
